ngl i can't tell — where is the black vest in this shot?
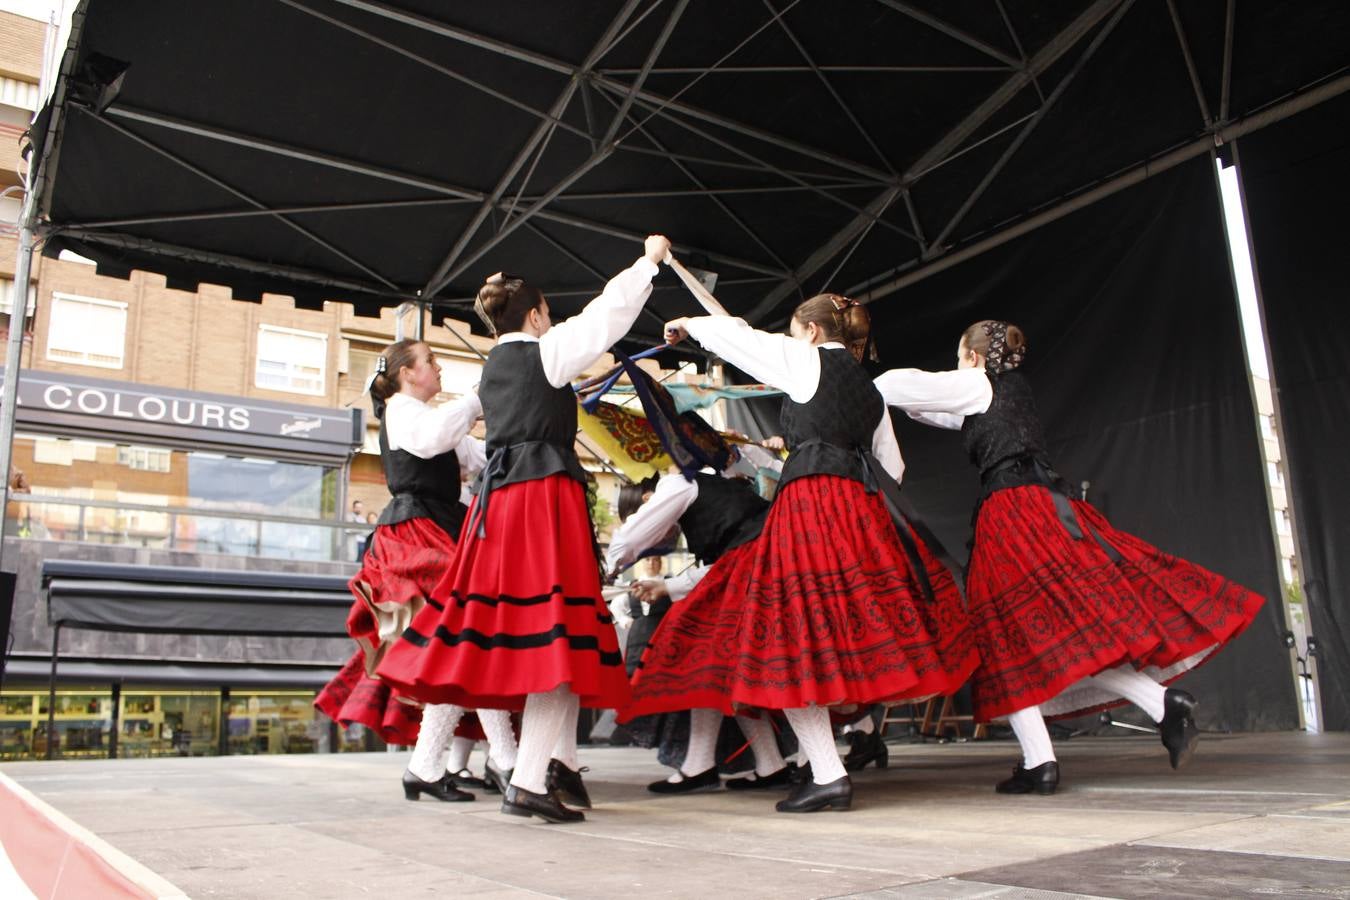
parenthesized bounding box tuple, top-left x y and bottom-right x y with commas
(477, 340, 587, 489)
(375, 419, 468, 540)
(678, 473, 770, 565)
(778, 347, 883, 487)
(960, 371, 1057, 492)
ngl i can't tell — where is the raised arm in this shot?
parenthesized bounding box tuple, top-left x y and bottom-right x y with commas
(538, 235, 671, 387)
(680, 317, 822, 403)
(873, 368, 992, 431)
(385, 391, 482, 459)
(604, 473, 698, 575)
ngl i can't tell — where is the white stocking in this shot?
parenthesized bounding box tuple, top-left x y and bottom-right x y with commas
(1006, 706, 1056, 768)
(445, 735, 474, 774)
(679, 708, 722, 776)
(783, 706, 846, 785)
(512, 686, 573, 794)
(407, 704, 464, 782)
(478, 708, 518, 771)
(549, 690, 582, 770)
(1082, 665, 1167, 722)
(735, 715, 787, 776)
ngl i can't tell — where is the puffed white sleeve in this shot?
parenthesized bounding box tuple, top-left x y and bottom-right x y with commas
(665, 564, 711, 601)
(454, 435, 488, 476)
(682, 317, 822, 403)
(871, 405, 906, 483)
(386, 391, 483, 459)
(604, 474, 699, 574)
(873, 368, 992, 431)
(537, 257, 659, 388)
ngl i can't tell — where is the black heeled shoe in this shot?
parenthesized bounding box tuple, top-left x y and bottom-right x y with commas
(843, 730, 889, 772)
(402, 770, 475, 802)
(448, 768, 489, 791)
(1160, 688, 1200, 770)
(725, 766, 795, 791)
(501, 786, 585, 823)
(546, 759, 593, 809)
(484, 760, 512, 795)
(775, 774, 853, 812)
(995, 761, 1060, 795)
(647, 766, 720, 794)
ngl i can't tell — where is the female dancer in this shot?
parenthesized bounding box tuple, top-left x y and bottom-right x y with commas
(625, 296, 978, 813)
(875, 320, 1264, 794)
(378, 234, 672, 823)
(315, 339, 517, 802)
(608, 467, 792, 793)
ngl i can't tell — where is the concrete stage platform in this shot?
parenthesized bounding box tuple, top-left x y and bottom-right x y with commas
(3, 731, 1349, 899)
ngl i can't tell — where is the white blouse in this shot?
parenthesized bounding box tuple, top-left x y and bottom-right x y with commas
(605, 471, 699, 575)
(496, 257, 660, 389)
(873, 368, 993, 430)
(384, 391, 482, 459)
(681, 316, 905, 482)
(607, 471, 721, 602)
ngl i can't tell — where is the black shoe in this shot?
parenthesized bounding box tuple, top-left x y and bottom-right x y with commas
(546, 759, 593, 809)
(775, 774, 853, 812)
(447, 768, 489, 791)
(995, 761, 1060, 795)
(501, 786, 584, 823)
(788, 761, 812, 785)
(402, 770, 475, 802)
(843, 730, 889, 772)
(484, 759, 512, 795)
(725, 766, 795, 791)
(647, 766, 720, 794)
(1160, 688, 1200, 770)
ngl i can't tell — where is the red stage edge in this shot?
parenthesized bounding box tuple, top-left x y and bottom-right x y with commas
(0, 772, 187, 899)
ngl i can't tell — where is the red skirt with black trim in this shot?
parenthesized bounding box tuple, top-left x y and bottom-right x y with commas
(347, 517, 457, 669)
(966, 485, 1265, 722)
(315, 650, 490, 744)
(621, 475, 979, 718)
(315, 650, 423, 744)
(376, 474, 630, 711)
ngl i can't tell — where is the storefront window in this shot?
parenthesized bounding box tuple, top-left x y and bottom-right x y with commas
(227, 691, 328, 756)
(7, 434, 345, 559)
(0, 688, 359, 760)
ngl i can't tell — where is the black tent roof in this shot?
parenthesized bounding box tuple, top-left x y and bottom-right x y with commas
(27, 0, 1350, 344)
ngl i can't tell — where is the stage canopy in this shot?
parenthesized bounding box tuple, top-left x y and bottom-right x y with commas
(17, 1, 1350, 731)
(24, 0, 1349, 343)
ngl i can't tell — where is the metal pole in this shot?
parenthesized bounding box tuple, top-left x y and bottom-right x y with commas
(218, 687, 230, 756)
(45, 623, 59, 759)
(108, 682, 120, 759)
(0, 197, 38, 575)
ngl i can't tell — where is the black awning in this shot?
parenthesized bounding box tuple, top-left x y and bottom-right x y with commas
(4, 653, 339, 688)
(43, 559, 351, 638)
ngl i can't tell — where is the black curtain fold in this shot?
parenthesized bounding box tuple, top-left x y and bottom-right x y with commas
(1238, 93, 1350, 731)
(870, 157, 1297, 731)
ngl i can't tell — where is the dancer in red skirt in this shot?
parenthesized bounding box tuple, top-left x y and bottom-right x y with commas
(608, 468, 793, 794)
(315, 339, 518, 802)
(377, 234, 672, 823)
(875, 320, 1265, 794)
(628, 296, 979, 813)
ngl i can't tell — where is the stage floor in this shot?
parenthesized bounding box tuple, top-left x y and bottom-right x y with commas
(4, 731, 1349, 899)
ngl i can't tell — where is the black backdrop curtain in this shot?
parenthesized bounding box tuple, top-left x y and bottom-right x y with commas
(859, 158, 1297, 731)
(1239, 93, 1350, 732)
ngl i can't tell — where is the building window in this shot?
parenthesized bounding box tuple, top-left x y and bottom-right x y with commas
(0, 278, 36, 316)
(117, 445, 173, 473)
(436, 354, 482, 396)
(256, 325, 327, 396)
(45, 293, 127, 369)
